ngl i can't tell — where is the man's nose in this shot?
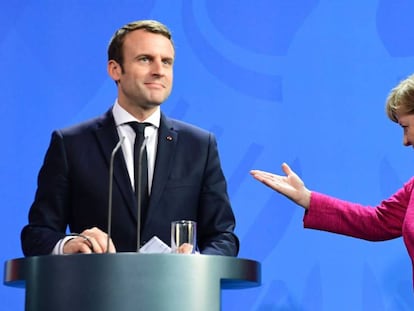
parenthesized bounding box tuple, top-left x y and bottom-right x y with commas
(151, 60, 164, 75)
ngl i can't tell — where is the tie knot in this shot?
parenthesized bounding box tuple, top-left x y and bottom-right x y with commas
(128, 122, 151, 135)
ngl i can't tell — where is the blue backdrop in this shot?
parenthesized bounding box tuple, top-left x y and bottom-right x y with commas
(2, 1, 414, 310)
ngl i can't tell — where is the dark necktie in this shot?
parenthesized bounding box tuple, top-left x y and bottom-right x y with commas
(128, 122, 151, 220)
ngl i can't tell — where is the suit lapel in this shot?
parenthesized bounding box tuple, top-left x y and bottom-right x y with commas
(147, 113, 177, 213)
(94, 109, 137, 220)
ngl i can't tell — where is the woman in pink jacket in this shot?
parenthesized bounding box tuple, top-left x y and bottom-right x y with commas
(250, 74, 414, 286)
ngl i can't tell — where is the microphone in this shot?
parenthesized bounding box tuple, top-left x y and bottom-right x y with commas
(106, 136, 125, 253)
(136, 136, 149, 252)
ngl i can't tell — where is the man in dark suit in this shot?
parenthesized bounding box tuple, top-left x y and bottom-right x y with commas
(21, 20, 239, 257)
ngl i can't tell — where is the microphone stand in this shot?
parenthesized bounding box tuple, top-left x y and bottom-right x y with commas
(106, 137, 125, 253)
(136, 136, 149, 253)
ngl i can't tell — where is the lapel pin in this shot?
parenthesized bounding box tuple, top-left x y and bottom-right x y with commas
(166, 136, 173, 141)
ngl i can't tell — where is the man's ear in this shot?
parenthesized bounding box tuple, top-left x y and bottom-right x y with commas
(107, 60, 122, 82)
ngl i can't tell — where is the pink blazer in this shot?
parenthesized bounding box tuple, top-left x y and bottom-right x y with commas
(304, 177, 414, 285)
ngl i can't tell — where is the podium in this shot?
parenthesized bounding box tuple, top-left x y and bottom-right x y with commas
(4, 253, 261, 311)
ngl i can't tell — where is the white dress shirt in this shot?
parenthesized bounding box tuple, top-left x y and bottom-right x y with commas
(112, 100, 160, 194)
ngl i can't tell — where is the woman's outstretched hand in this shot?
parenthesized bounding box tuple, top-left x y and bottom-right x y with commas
(250, 163, 311, 209)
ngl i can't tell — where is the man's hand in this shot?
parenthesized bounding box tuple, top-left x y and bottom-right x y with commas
(63, 227, 116, 254)
(176, 243, 194, 254)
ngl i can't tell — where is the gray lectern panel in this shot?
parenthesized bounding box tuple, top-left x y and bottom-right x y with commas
(4, 253, 261, 311)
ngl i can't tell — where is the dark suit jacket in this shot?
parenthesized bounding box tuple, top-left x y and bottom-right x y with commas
(21, 108, 239, 256)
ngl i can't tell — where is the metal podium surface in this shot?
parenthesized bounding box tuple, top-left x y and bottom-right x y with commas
(4, 253, 261, 311)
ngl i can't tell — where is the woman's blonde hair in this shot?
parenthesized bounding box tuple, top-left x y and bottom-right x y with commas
(386, 74, 414, 122)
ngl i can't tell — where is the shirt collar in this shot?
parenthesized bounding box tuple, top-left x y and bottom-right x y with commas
(112, 100, 160, 128)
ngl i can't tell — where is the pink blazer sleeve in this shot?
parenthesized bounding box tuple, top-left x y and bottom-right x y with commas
(303, 178, 414, 241)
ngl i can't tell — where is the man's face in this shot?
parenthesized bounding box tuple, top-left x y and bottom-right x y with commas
(110, 29, 174, 112)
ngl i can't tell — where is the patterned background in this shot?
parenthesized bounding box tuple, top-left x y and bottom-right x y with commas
(2, 0, 414, 309)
